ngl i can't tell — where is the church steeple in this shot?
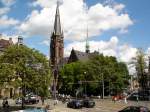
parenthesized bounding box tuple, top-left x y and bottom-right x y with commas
(54, 2, 62, 36)
(85, 4, 90, 53)
(85, 26, 90, 53)
(50, 1, 64, 68)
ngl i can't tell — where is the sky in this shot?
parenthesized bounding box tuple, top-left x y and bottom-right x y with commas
(0, 0, 150, 74)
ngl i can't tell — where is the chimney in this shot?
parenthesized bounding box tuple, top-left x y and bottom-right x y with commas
(17, 36, 23, 45)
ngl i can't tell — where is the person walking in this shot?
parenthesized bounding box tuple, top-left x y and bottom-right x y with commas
(124, 93, 128, 104)
(41, 97, 45, 105)
(124, 96, 128, 104)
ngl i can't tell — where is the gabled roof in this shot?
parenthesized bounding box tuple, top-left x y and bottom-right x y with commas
(68, 49, 92, 63)
(68, 48, 99, 63)
(73, 50, 89, 61)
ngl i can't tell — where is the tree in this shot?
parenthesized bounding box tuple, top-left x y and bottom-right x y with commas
(0, 45, 51, 108)
(58, 54, 129, 97)
(58, 61, 84, 96)
(132, 48, 147, 90)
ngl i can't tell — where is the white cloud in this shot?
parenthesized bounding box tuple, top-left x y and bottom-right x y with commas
(0, 0, 17, 29)
(0, 15, 20, 28)
(146, 48, 150, 55)
(1, 0, 16, 6)
(0, 7, 10, 15)
(118, 44, 137, 62)
(32, 0, 57, 8)
(18, 0, 133, 41)
(64, 36, 137, 63)
(113, 3, 125, 12)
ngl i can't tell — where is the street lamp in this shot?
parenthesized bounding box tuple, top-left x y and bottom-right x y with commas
(84, 71, 87, 97)
(54, 69, 57, 99)
(99, 73, 104, 99)
(102, 73, 104, 99)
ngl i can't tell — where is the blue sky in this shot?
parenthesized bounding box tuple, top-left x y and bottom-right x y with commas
(0, 0, 150, 64)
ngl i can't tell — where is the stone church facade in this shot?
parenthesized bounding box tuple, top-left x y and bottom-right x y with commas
(50, 4, 64, 69)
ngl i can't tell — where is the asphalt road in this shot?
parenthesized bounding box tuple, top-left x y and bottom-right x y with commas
(0, 99, 149, 112)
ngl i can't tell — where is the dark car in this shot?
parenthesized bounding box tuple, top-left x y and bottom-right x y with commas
(26, 95, 39, 104)
(67, 99, 83, 109)
(83, 99, 95, 108)
(127, 92, 150, 101)
(119, 106, 150, 112)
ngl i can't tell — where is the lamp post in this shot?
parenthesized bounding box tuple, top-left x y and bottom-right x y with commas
(84, 72, 87, 96)
(99, 73, 104, 99)
(53, 66, 58, 100)
(102, 73, 104, 99)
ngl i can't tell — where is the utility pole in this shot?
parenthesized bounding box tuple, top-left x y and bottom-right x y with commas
(102, 73, 104, 99)
(84, 72, 87, 96)
(53, 66, 58, 100)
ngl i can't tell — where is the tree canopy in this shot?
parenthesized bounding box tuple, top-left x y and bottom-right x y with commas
(58, 54, 129, 96)
(0, 45, 51, 97)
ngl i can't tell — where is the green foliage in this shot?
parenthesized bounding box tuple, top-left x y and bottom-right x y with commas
(0, 45, 51, 97)
(132, 48, 147, 89)
(58, 54, 129, 96)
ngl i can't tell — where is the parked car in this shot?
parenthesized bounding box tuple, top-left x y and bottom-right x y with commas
(127, 91, 150, 101)
(15, 98, 22, 104)
(118, 106, 150, 112)
(83, 99, 95, 108)
(26, 95, 39, 104)
(15, 95, 39, 104)
(67, 99, 83, 109)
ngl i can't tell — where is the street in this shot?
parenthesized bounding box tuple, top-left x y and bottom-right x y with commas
(0, 99, 149, 112)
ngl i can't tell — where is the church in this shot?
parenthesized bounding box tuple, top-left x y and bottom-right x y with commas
(50, 3, 150, 95)
(50, 3, 99, 68)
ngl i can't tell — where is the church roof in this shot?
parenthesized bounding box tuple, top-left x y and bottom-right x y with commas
(73, 50, 89, 61)
(68, 49, 99, 63)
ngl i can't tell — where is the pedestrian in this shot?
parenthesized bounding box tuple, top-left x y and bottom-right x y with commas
(136, 95, 139, 102)
(123, 93, 128, 104)
(54, 99, 58, 106)
(2, 99, 6, 108)
(41, 97, 45, 105)
(124, 96, 127, 104)
(2, 98, 9, 108)
(112, 96, 117, 103)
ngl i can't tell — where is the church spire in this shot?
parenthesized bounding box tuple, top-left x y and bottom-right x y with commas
(85, 4, 90, 53)
(85, 25, 90, 53)
(54, 1, 62, 36)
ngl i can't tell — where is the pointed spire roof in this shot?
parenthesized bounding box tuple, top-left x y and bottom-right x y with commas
(85, 25, 90, 53)
(85, 4, 90, 53)
(54, 2, 62, 36)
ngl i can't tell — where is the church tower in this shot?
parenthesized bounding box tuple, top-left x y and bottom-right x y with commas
(50, 3, 64, 68)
